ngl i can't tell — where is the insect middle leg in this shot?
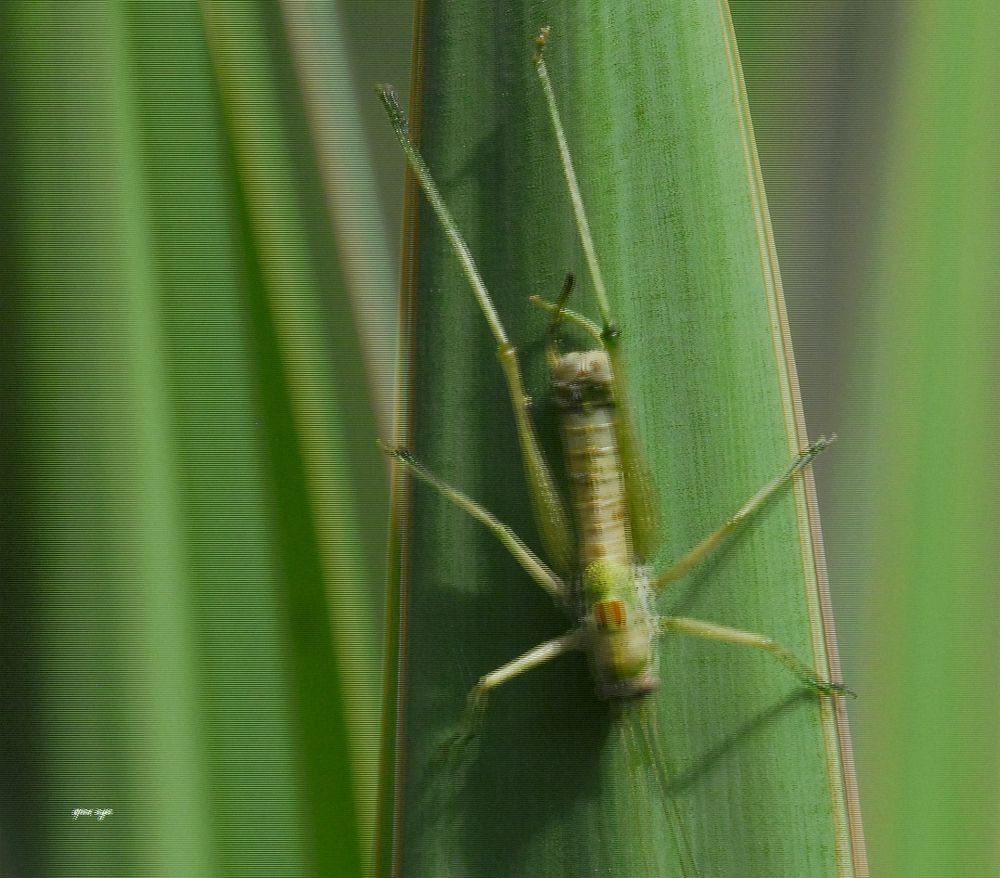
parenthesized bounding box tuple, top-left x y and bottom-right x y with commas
(660, 616, 849, 696)
(651, 436, 836, 593)
(379, 443, 567, 604)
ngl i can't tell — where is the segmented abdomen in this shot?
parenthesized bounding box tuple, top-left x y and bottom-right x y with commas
(561, 406, 631, 566)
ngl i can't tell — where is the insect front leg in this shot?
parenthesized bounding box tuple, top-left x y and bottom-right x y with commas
(440, 629, 584, 763)
(651, 436, 836, 593)
(468, 629, 585, 723)
(659, 616, 851, 697)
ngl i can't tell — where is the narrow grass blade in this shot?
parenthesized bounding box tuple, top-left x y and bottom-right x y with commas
(379, 2, 863, 876)
(0, 2, 385, 875)
(844, 5, 1000, 876)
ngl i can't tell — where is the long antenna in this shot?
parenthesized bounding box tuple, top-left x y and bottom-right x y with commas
(377, 85, 509, 347)
(533, 27, 613, 331)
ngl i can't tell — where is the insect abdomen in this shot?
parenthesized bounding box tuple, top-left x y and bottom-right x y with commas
(561, 405, 631, 567)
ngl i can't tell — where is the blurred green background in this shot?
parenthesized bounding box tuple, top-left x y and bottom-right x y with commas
(0, 1, 996, 876)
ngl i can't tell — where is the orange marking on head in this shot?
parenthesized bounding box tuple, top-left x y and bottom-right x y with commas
(595, 599, 627, 630)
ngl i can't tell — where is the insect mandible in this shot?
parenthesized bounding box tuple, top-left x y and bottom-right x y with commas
(377, 26, 848, 744)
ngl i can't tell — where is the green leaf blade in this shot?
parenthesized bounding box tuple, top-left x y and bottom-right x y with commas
(381, 2, 863, 877)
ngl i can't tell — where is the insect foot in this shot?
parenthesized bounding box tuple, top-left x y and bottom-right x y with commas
(808, 678, 857, 699)
(376, 439, 413, 465)
(431, 685, 489, 774)
(806, 434, 838, 458)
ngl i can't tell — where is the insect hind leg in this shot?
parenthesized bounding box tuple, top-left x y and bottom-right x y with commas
(378, 84, 577, 576)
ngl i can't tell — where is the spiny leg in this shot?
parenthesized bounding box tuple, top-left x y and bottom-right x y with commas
(652, 436, 836, 593)
(660, 616, 850, 696)
(377, 86, 575, 574)
(533, 29, 660, 558)
(380, 443, 566, 604)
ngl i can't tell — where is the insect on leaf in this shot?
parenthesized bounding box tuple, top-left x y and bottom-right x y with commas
(377, 3, 866, 877)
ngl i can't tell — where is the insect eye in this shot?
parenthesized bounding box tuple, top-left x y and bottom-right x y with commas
(594, 599, 627, 630)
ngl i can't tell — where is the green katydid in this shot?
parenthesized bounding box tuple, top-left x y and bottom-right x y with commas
(377, 26, 848, 870)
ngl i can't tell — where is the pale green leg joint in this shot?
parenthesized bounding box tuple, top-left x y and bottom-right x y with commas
(660, 616, 852, 696)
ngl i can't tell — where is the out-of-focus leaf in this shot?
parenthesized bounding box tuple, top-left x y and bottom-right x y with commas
(845, 5, 1000, 877)
(0, 2, 386, 875)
